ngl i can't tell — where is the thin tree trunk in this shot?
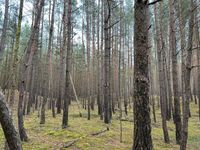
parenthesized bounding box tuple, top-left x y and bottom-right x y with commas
(154, 3, 170, 143)
(0, 0, 9, 62)
(104, 0, 111, 124)
(62, 0, 72, 128)
(85, 0, 91, 121)
(14, 0, 29, 141)
(20, 0, 44, 128)
(169, 0, 182, 144)
(194, 3, 200, 121)
(57, 1, 65, 115)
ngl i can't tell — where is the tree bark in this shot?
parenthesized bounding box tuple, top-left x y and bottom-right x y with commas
(19, 0, 43, 129)
(0, 0, 9, 62)
(104, 0, 111, 124)
(180, 0, 194, 149)
(0, 91, 22, 150)
(154, 3, 170, 143)
(62, 0, 72, 128)
(40, 0, 56, 124)
(169, 0, 182, 144)
(194, 2, 200, 121)
(132, 1, 153, 149)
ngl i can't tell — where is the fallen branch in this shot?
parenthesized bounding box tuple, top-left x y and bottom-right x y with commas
(63, 138, 79, 148)
(148, 0, 162, 5)
(121, 118, 133, 122)
(57, 127, 109, 149)
(69, 73, 82, 117)
(91, 127, 109, 136)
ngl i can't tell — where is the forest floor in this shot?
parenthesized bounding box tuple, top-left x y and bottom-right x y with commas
(0, 101, 200, 150)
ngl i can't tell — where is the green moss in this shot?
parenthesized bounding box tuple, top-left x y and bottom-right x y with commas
(0, 102, 199, 149)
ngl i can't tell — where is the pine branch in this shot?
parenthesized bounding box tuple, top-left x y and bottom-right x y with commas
(148, 0, 162, 6)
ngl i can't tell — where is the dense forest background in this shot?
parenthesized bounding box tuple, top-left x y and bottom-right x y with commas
(0, 0, 200, 149)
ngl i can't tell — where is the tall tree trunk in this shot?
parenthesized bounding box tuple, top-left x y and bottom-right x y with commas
(62, 0, 72, 128)
(169, 0, 182, 144)
(178, 0, 186, 118)
(57, 0, 65, 114)
(154, 3, 170, 143)
(133, 1, 153, 149)
(91, 0, 96, 111)
(86, 0, 91, 121)
(40, 0, 56, 124)
(104, 0, 111, 124)
(180, 0, 194, 149)
(19, 0, 44, 132)
(194, 2, 200, 121)
(14, 0, 29, 141)
(97, 0, 101, 116)
(0, 0, 9, 62)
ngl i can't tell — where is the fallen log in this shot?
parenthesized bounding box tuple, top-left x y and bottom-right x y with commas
(62, 138, 79, 148)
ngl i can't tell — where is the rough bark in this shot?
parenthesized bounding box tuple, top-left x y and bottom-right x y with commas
(0, 0, 9, 62)
(62, 0, 72, 128)
(169, 0, 182, 144)
(154, 3, 170, 143)
(0, 92, 22, 150)
(14, 0, 29, 141)
(97, 0, 101, 115)
(180, 0, 194, 149)
(194, 3, 200, 121)
(104, 0, 111, 124)
(85, 0, 91, 121)
(19, 0, 43, 129)
(57, 0, 66, 114)
(132, 1, 153, 149)
(40, 0, 56, 124)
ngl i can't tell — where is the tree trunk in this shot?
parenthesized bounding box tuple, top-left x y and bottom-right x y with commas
(132, 1, 153, 149)
(20, 0, 44, 128)
(104, 0, 111, 124)
(0, 0, 9, 62)
(154, 3, 170, 143)
(0, 92, 22, 150)
(62, 0, 72, 128)
(169, 0, 182, 144)
(85, 0, 91, 121)
(13, 0, 29, 141)
(194, 2, 200, 121)
(57, 0, 65, 115)
(97, 0, 101, 116)
(40, 0, 56, 124)
(180, 0, 194, 149)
